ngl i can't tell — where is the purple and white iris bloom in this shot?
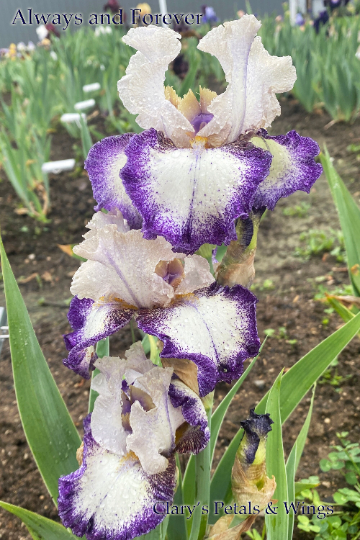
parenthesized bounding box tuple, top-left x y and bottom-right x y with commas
(87, 15, 321, 255)
(59, 342, 209, 540)
(63, 209, 260, 396)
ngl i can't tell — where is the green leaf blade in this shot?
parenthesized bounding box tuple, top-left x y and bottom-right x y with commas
(265, 372, 288, 540)
(321, 148, 360, 296)
(210, 313, 360, 516)
(0, 501, 79, 539)
(0, 240, 81, 504)
(210, 342, 265, 460)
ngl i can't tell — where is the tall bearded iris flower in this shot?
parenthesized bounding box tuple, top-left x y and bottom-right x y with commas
(92, 15, 319, 255)
(58, 342, 209, 540)
(63, 209, 260, 396)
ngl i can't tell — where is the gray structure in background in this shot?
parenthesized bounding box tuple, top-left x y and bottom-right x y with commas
(1, 0, 326, 47)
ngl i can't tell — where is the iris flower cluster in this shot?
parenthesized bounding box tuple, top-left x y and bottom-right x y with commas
(58, 15, 322, 540)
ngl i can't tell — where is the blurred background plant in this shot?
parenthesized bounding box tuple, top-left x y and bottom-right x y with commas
(2, 3, 360, 220)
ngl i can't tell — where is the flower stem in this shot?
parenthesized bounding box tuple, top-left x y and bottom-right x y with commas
(189, 400, 213, 540)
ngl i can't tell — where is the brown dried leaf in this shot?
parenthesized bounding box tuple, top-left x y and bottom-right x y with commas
(207, 515, 257, 540)
(327, 294, 360, 309)
(76, 442, 84, 466)
(14, 207, 29, 216)
(216, 249, 256, 289)
(57, 244, 74, 257)
(18, 273, 39, 284)
(232, 455, 276, 511)
(41, 271, 53, 283)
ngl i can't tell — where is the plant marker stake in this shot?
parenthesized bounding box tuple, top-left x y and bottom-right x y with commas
(61, 113, 86, 123)
(74, 99, 95, 111)
(41, 159, 76, 175)
(159, 0, 168, 27)
(83, 83, 101, 93)
(289, 0, 298, 25)
(0, 307, 8, 357)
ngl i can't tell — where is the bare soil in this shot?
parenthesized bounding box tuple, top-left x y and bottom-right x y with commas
(0, 99, 360, 539)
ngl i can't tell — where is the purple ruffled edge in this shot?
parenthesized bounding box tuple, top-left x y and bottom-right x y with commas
(63, 296, 133, 379)
(121, 128, 272, 254)
(85, 133, 142, 229)
(58, 415, 177, 540)
(169, 381, 210, 454)
(137, 282, 260, 397)
(253, 129, 322, 211)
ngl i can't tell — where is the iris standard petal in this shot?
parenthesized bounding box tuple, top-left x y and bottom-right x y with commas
(197, 15, 297, 146)
(127, 367, 184, 475)
(85, 134, 142, 229)
(175, 254, 214, 294)
(58, 416, 177, 540)
(63, 296, 133, 378)
(121, 128, 271, 254)
(91, 356, 130, 456)
(137, 282, 260, 396)
(251, 130, 322, 210)
(117, 26, 193, 148)
(72, 216, 182, 309)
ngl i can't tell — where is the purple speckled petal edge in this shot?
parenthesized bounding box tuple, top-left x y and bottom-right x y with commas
(169, 380, 210, 454)
(63, 296, 133, 378)
(137, 282, 260, 396)
(253, 129, 322, 211)
(121, 128, 272, 254)
(58, 415, 176, 540)
(85, 134, 142, 229)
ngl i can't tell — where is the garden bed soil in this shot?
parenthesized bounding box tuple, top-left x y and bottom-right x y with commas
(0, 99, 360, 539)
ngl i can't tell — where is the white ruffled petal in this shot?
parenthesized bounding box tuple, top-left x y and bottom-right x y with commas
(91, 343, 156, 454)
(127, 367, 184, 475)
(197, 15, 296, 145)
(117, 26, 193, 147)
(85, 208, 129, 234)
(123, 341, 155, 382)
(175, 254, 214, 295)
(72, 214, 184, 308)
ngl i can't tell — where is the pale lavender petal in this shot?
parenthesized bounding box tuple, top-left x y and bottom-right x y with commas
(117, 26, 193, 148)
(137, 283, 260, 396)
(197, 16, 296, 146)
(175, 254, 214, 295)
(252, 130, 322, 211)
(127, 367, 184, 475)
(169, 379, 210, 454)
(85, 134, 142, 229)
(121, 128, 271, 254)
(72, 222, 180, 309)
(58, 415, 176, 540)
(63, 296, 133, 378)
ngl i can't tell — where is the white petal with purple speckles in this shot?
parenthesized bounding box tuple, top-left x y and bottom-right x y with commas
(63, 296, 132, 378)
(85, 135, 142, 228)
(58, 416, 176, 540)
(169, 379, 210, 454)
(117, 26, 192, 148)
(251, 130, 322, 210)
(197, 16, 296, 146)
(72, 214, 185, 308)
(137, 283, 260, 396)
(122, 129, 271, 254)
